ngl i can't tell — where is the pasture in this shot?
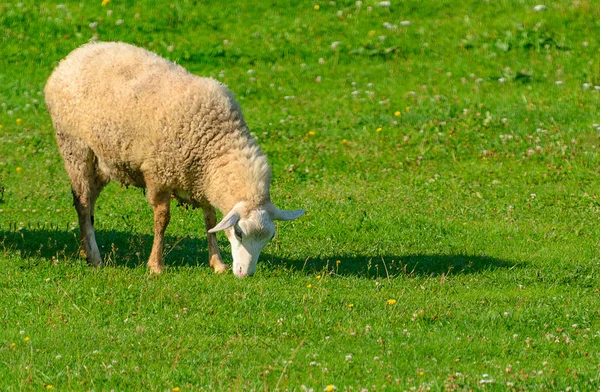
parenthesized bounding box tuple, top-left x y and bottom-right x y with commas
(1, 0, 599, 390)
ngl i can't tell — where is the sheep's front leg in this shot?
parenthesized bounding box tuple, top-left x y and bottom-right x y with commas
(147, 190, 171, 273)
(73, 189, 102, 266)
(203, 206, 227, 274)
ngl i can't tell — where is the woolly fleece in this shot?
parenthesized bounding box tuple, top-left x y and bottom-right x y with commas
(45, 41, 272, 214)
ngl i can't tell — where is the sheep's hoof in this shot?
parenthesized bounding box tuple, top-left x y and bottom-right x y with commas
(213, 264, 228, 274)
(90, 260, 104, 267)
(209, 255, 228, 274)
(148, 264, 163, 274)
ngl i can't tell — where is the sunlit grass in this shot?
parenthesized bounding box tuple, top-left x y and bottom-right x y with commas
(0, 0, 599, 390)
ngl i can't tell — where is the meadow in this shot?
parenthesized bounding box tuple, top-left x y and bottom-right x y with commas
(1, 0, 599, 390)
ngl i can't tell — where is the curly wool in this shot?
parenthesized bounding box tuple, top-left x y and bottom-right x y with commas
(45, 41, 271, 213)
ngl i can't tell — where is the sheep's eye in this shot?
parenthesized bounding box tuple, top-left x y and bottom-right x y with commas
(234, 226, 243, 241)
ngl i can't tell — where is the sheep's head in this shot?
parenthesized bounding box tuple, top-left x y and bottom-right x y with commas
(208, 201, 304, 277)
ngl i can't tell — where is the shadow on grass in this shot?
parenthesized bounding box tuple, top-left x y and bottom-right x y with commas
(0, 228, 519, 277)
(263, 253, 520, 278)
(0, 227, 209, 269)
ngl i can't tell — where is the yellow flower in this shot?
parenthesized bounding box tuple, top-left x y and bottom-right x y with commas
(172, 388, 180, 392)
(316, 275, 321, 279)
(347, 303, 354, 309)
(387, 299, 397, 305)
(24, 336, 30, 342)
(368, 30, 376, 36)
(16, 167, 22, 173)
(342, 139, 347, 144)
(419, 371, 424, 376)
(406, 106, 410, 112)
(336, 260, 341, 265)
(0, 124, 3, 129)
(314, 4, 320, 10)
(394, 111, 401, 116)
(324, 385, 336, 391)
(102, 0, 110, 5)
(307, 284, 312, 288)
(376, 127, 382, 132)
(16, 118, 22, 124)
(10, 342, 15, 347)
(308, 130, 316, 136)
(45, 386, 53, 390)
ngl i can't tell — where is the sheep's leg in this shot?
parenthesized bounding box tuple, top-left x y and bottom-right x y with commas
(56, 131, 105, 266)
(147, 189, 171, 273)
(203, 206, 227, 273)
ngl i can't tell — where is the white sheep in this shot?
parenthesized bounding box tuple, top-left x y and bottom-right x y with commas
(44, 41, 304, 277)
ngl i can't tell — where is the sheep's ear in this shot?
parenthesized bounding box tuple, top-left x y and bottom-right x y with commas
(271, 207, 305, 221)
(208, 210, 240, 233)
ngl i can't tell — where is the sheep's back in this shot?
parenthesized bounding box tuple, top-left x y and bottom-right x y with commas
(45, 42, 247, 190)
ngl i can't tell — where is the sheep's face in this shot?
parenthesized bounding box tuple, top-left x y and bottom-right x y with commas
(225, 209, 276, 278)
(208, 202, 305, 278)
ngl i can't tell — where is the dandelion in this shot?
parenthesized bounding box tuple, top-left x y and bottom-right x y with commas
(394, 111, 401, 116)
(324, 385, 336, 391)
(316, 275, 321, 279)
(419, 371, 424, 376)
(387, 299, 397, 305)
(307, 284, 312, 288)
(405, 106, 410, 112)
(314, 4, 320, 10)
(368, 30, 376, 36)
(308, 130, 316, 136)
(45, 386, 53, 390)
(376, 127, 382, 132)
(336, 260, 341, 265)
(24, 337, 30, 342)
(16, 167, 22, 173)
(10, 342, 15, 347)
(172, 388, 180, 392)
(347, 304, 354, 309)
(16, 118, 21, 124)
(102, 0, 110, 5)
(342, 139, 347, 144)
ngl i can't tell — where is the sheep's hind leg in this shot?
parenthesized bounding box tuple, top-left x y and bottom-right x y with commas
(56, 132, 106, 266)
(147, 189, 171, 273)
(203, 206, 227, 273)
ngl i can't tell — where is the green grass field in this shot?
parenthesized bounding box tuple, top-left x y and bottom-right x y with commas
(1, 0, 600, 390)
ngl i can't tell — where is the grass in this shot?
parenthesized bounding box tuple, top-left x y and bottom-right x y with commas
(1, 0, 600, 390)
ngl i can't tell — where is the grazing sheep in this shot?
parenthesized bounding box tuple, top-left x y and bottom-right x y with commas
(44, 42, 304, 277)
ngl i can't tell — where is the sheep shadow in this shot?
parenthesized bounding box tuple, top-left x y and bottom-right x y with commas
(0, 226, 209, 269)
(0, 227, 519, 277)
(260, 253, 520, 278)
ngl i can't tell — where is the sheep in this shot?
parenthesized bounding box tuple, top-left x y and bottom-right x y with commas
(44, 41, 304, 278)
